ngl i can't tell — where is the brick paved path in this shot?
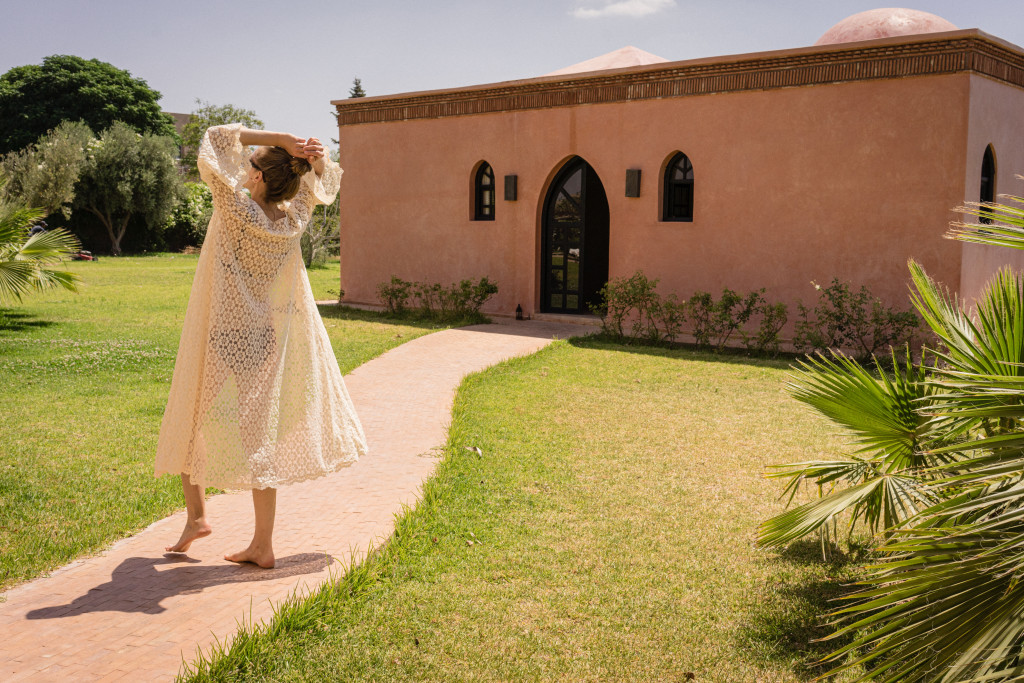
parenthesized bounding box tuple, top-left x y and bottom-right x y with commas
(0, 320, 587, 682)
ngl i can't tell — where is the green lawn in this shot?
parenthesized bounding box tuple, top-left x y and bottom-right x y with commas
(184, 339, 863, 682)
(0, 254, 445, 592)
(305, 257, 344, 302)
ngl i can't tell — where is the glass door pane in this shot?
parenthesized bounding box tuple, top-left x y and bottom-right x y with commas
(543, 161, 588, 314)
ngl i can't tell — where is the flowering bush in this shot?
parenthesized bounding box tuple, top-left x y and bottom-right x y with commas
(792, 278, 919, 360)
(163, 182, 213, 249)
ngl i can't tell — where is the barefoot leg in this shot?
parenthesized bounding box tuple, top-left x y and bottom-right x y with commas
(166, 473, 212, 552)
(225, 487, 276, 568)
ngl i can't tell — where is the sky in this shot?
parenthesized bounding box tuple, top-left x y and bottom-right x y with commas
(2, 0, 1022, 148)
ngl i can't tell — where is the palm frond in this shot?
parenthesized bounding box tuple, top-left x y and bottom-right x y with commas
(0, 260, 37, 302)
(910, 262, 1024, 470)
(787, 348, 936, 471)
(909, 260, 979, 369)
(947, 184, 1024, 250)
(758, 472, 933, 548)
(0, 188, 81, 302)
(32, 266, 80, 294)
(759, 348, 941, 548)
(823, 526, 1024, 682)
(911, 262, 1024, 379)
(766, 457, 876, 504)
(0, 205, 43, 245)
(19, 227, 81, 262)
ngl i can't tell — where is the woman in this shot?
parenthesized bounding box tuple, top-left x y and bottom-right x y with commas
(155, 124, 367, 568)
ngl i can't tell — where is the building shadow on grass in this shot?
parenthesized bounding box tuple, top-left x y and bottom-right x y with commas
(25, 552, 334, 619)
(737, 538, 869, 680)
(0, 309, 56, 333)
(317, 304, 471, 332)
(567, 334, 797, 370)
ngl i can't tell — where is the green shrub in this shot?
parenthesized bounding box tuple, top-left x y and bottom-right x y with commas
(378, 276, 498, 322)
(793, 278, 919, 360)
(741, 301, 789, 357)
(162, 181, 212, 250)
(592, 271, 787, 354)
(376, 276, 413, 313)
(443, 277, 499, 319)
(652, 294, 687, 344)
(591, 271, 670, 343)
(591, 274, 635, 339)
(412, 281, 442, 316)
(688, 288, 765, 352)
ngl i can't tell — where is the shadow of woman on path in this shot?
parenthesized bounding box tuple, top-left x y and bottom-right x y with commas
(25, 552, 335, 619)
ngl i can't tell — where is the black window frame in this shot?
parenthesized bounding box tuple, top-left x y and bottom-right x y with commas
(980, 145, 996, 225)
(662, 152, 694, 222)
(474, 162, 495, 221)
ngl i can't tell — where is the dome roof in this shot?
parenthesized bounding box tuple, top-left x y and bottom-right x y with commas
(545, 46, 668, 77)
(815, 8, 958, 46)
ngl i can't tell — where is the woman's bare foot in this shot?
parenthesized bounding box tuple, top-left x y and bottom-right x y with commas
(224, 544, 275, 569)
(165, 518, 212, 553)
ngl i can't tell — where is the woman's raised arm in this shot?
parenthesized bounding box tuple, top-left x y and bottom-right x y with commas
(238, 128, 303, 152)
(239, 129, 325, 177)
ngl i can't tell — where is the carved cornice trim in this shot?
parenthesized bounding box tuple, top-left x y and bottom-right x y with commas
(334, 32, 1024, 126)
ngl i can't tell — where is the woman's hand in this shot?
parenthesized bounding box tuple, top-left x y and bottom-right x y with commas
(279, 134, 308, 159)
(302, 137, 326, 176)
(302, 137, 324, 160)
(278, 134, 323, 161)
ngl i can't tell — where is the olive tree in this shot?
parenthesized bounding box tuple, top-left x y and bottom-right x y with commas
(0, 121, 92, 218)
(181, 100, 263, 179)
(301, 198, 340, 267)
(73, 122, 182, 255)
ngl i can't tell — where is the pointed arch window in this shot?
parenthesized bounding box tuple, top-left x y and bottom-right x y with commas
(980, 145, 996, 225)
(474, 162, 495, 221)
(663, 152, 694, 222)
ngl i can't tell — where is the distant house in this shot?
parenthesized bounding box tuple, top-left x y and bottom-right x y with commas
(332, 8, 1024, 325)
(164, 111, 190, 162)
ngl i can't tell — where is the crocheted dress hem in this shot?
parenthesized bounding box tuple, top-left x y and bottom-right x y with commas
(154, 456, 360, 491)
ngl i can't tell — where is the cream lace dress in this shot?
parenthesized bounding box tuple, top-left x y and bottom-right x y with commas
(154, 123, 367, 489)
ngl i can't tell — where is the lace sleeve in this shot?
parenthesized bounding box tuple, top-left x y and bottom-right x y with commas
(198, 124, 249, 191)
(289, 157, 343, 222)
(198, 124, 254, 220)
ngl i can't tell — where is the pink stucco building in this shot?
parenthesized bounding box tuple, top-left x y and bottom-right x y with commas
(332, 9, 1024, 327)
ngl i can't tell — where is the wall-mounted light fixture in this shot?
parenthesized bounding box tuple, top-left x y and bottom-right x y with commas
(504, 175, 518, 201)
(625, 169, 641, 197)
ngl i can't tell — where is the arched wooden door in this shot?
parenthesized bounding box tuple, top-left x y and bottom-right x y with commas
(541, 157, 609, 314)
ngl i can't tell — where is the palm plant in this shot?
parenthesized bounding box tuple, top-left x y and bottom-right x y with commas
(762, 184, 1024, 681)
(757, 348, 941, 551)
(820, 261, 1024, 681)
(0, 174, 81, 302)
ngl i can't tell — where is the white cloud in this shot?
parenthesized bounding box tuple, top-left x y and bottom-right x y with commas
(572, 0, 677, 19)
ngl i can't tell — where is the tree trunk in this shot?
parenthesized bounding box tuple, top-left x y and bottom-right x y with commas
(115, 215, 130, 256)
(86, 206, 123, 255)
